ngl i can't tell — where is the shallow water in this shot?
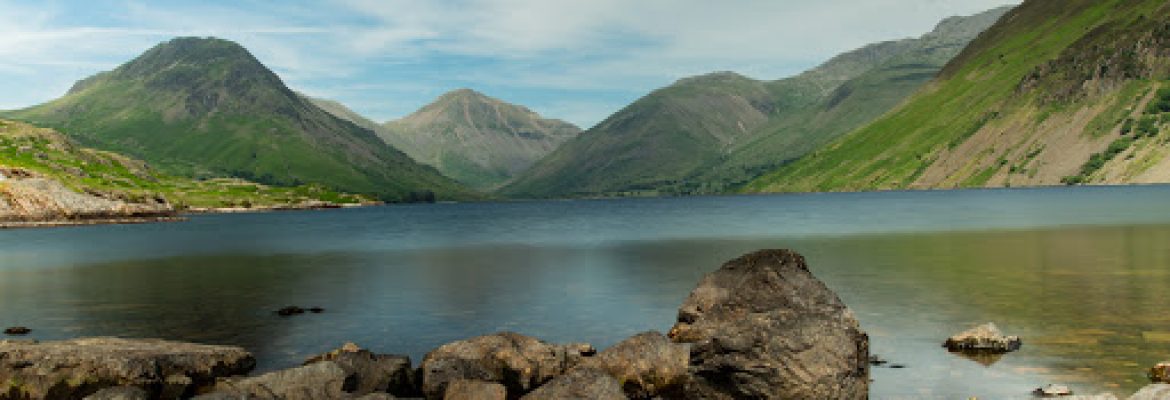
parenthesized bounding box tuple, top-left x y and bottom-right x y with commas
(3, 186, 1170, 398)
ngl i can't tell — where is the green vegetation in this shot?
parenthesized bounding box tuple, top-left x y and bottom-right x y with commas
(746, 0, 1170, 193)
(3, 37, 474, 202)
(0, 119, 370, 209)
(501, 6, 1010, 198)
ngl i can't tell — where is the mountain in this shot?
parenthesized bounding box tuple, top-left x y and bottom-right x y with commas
(302, 95, 381, 133)
(745, 0, 1170, 193)
(2, 37, 472, 202)
(378, 89, 581, 190)
(500, 6, 1010, 198)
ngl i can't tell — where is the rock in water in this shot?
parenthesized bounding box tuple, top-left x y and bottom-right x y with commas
(2, 327, 30, 335)
(419, 332, 596, 399)
(1150, 362, 1170, 383)
(1033, 384, 1073, 397)
(304, 342, 418, 397)
(943, 322, 1021, 353)
(667, 249, 870, 399)
(204, 361, 354, 400)
(0, 337, 255, 399)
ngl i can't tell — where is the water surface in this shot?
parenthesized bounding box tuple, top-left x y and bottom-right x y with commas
(3, 186, 1170, 398)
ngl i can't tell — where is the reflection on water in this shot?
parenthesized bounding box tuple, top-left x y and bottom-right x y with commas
(3, 186, 1170, 398)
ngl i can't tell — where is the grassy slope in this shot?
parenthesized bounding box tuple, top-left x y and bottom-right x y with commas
(0, 119, 370, 209)
(746, 0, 1170, 193)
(501, 7, 1007, 199)
(3, 38, 473, 202)
(379, 89, 581, 191)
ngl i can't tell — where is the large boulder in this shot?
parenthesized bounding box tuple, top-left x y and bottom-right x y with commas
(442, 379, 506, 400)
(667, 249, 870, 399)
(520, 368, 627, 400)
(419, 332, 595, 399)
(305, 343, 418, 397)
(203, 361, 354, 400)
(577, 331, 689, 399)
(0, 337, 255, 399)
(943, 322, 1021, 353)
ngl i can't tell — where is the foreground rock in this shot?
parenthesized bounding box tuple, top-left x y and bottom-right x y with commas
(83, 386, 150, 400)
(667, 249, 870, 399)
(578, 331, 689, 398)
(1129, 384, 1170, 399)
(0, 337, 255, 399)
(0, 169, 177, 228)
(1149, 362, 1170, 383)
(419, 332, 595, 399)
(519, 368, 626, 400)
(304, 343, 418, 397)
(943, 322, 1021, 353)
(442, 379, 506, 400)
(198, 361, 353, 400)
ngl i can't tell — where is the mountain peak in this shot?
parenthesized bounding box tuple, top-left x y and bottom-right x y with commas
(437, 88, 494, 104)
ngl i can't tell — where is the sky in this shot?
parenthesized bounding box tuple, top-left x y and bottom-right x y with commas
(0, 0, 1019, 129)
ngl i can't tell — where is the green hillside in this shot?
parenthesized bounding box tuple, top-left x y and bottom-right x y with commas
(0, 119, 369, 209)
(3, 37, 473, 202)
(746, 0, 1170, 193)
(379, 89, 581, 190)
(501, 6, 1009, 198)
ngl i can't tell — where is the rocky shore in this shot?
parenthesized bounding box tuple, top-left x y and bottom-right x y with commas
(0, 168, 178, 229)
(0, 249, 869, 399)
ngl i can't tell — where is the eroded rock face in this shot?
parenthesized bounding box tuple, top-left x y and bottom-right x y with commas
(304, 343, 418, 397)
(519, 368, 627, 400)
(667, 249, 870, 399)
(0, 337, 255, 400)
(206, 361, 353, 400)
(419, 332, 595, 399)
(0, 173, 175, 227)
(943, 322, 1021, 353)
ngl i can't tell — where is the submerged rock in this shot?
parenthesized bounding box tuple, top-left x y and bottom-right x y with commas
(0, 337, 255, 399)
(943, 322, 1021, 353)
(2, 327, 30, 335)
(419, 332, 595, 399)
(305, 342, 418, 397)
(667, 249, 870, 399)
(277, 306, 306, 316)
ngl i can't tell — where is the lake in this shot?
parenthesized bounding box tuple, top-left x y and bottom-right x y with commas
(4, 185, 1170, 398)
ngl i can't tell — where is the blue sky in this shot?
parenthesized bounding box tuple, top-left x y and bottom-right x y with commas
(1, 0, 1018, 128)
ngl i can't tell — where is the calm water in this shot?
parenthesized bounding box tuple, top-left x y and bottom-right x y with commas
(4, 186, 1170, 398)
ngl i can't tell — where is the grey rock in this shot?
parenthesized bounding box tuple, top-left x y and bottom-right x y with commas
(209, 361, 354, 400)
(83, 386, 150, 400)
(0, 337, 255, 399)
(305, 342, 418, 397)
(0, 172, 175, 227)
(1129, 384, 1170, 400)
(943, 322, 1022, 353)
(520, 368, 627, 400)
(442, 379, 506, 400)
(667, 249, 870, 399)
(578, 331, 689, 399)
(419, 332, 595, 399)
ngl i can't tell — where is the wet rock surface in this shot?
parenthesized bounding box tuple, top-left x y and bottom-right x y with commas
(0, 337, 255, 399)
(419, 332, 594, 399)
(667, 249, 870, 399)
(943, 322, 1021, 354)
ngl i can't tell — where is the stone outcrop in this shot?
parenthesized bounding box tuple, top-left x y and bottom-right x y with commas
(418, 332, 595, 399)
(0, 337, 255, 399)
(304, 343, 418, 397)
(943, 322, 1022, 353)
(0, 169, 176, 228)
(667, 249, 870, 399)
